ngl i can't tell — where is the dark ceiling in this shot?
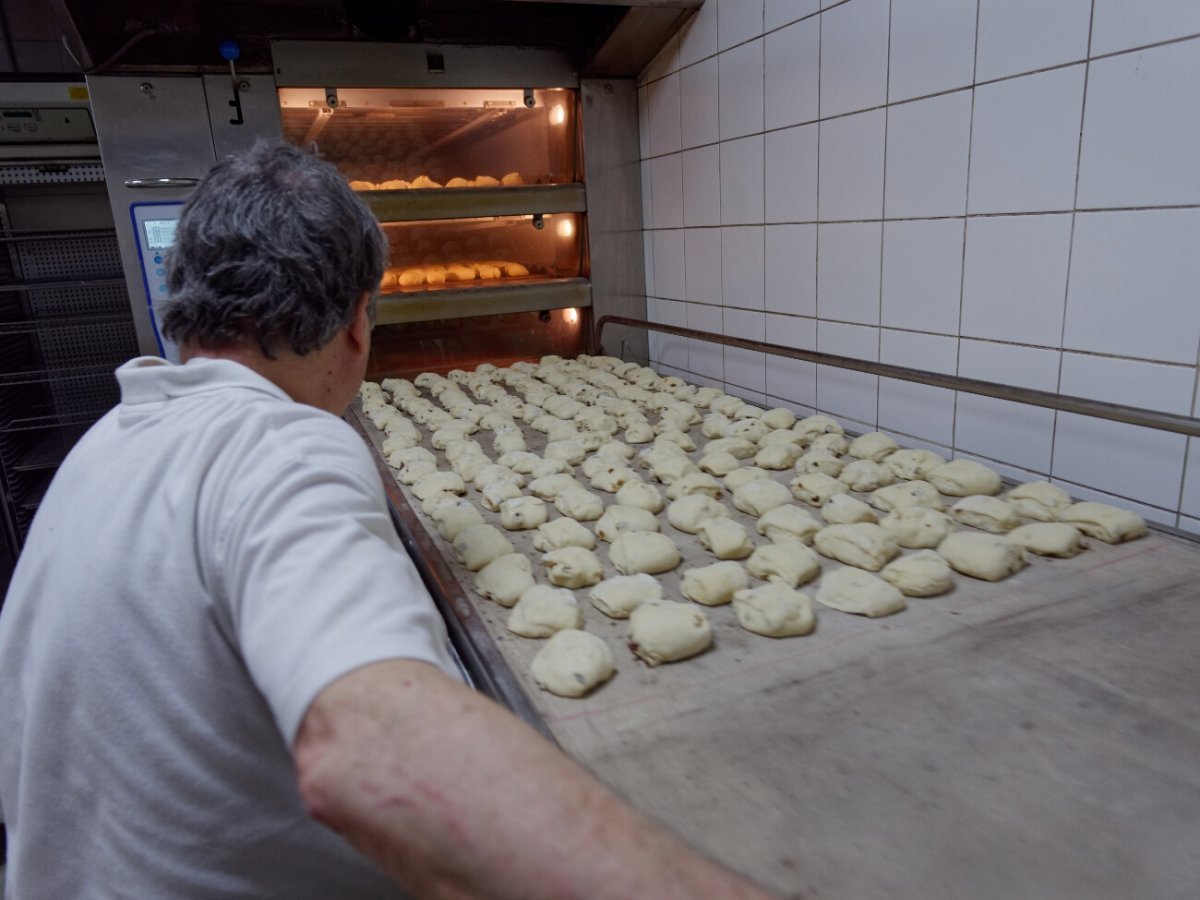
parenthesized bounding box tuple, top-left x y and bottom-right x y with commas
(52, 0, 637, 74)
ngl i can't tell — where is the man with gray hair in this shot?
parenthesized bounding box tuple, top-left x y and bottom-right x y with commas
(0, 143, 768, 898)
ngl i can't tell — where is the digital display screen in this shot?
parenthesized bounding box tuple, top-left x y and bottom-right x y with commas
(2, 110, 32, 118)
(143, 218, 178, 251)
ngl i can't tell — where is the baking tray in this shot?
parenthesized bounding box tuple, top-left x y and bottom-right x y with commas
(349, 374, 1200, 900)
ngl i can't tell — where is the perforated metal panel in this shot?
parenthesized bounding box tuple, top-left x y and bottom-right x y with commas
(0, 162, 105, 185)
(17, 231, 122, 282)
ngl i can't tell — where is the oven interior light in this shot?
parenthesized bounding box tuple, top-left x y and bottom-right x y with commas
(556, 218, 574, 238)
(564, 307, 579, 325)
(550, 104, 566, 125)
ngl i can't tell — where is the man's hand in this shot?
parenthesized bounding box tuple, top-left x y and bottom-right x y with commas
(295, 659, 774, 899)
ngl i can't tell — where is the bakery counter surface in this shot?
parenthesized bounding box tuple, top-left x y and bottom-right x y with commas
(347, 390, 1200, 900)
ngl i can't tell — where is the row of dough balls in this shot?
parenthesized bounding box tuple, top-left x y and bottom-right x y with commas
(379, 260, 531, 289)
(359, 360, 1148, 695)
(349, 172, 526, 191)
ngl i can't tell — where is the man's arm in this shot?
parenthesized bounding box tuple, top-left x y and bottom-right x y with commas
(294, 659, 774, 900)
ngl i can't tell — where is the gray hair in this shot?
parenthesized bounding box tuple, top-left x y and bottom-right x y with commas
(161, 142, 387, 358)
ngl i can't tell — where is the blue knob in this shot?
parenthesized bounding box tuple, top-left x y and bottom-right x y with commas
(218, 40, 240, 62)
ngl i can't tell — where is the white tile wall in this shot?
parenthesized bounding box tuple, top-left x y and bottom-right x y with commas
(968, 65, 1086, 214)
(819, 0, 890, 118)
(818, 108, 885, 221)
(888, 0, 977, 103)
(816, 221, 881, 325)
(765, 17, 820, 130)
(881, 218, 963, 335)
(1076, 41, 1200, 209)
(975, 0, 1091, 82)
(682, 146, 722, 227)
(961, 213, 1073, 347)
(680, 58, 720, 149)
(640, 2, 1200, 529)
(765, 123, 818, 222)
(884, 89, 972, 218)
(765, 224, 817, 317)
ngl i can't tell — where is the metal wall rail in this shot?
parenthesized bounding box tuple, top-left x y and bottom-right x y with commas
(595, 315, 1200, 438)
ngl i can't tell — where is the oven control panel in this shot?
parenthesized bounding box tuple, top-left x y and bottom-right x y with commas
(130, 202, 184, 362)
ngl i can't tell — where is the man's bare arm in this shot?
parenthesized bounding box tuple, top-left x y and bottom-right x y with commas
(294, 659, 773, 900)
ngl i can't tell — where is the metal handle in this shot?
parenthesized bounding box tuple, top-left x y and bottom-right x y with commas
(123, 177, 199, 189)
(596, 315, 1200, 439)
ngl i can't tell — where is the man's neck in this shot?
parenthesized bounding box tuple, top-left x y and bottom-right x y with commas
(180, 340, 350, 415)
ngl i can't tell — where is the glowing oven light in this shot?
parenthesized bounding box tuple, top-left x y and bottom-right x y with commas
(550, 104, 566, 125)
(556, 218, 574, 238)
(564, 307, 579, 325)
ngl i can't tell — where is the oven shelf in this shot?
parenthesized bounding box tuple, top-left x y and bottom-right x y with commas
(362, 183, 586, 223)
(376, 276, 590, 324)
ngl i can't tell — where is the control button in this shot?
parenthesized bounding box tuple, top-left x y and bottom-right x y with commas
(158, 284, 167, 293)
(155, 267, 165, 276)
(153, 255, 162, 263)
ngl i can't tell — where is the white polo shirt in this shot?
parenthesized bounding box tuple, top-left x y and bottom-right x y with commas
(0, 357, 458, 898)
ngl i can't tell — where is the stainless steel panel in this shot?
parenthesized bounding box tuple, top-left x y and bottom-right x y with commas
(271, 41, 578, 90)
(202, 74, 284, 160)
(579, 79, 648, 362)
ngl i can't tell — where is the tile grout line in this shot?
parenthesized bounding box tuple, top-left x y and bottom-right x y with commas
(813, 4, 824, 415)
(875, 0, 894, 432)
(952, 0, 982, 462)
(1048, 0, 1097, 495)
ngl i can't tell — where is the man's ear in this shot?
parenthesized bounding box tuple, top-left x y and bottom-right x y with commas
(348, 291, 373, 354)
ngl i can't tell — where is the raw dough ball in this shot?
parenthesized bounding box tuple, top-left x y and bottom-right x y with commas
(756, 505, 822, 544)
(624, 421, 655, 443)
(499, 496, 549, 530)
(1009, 522, 1087, 558)
(650, 455, 701, 486)
(680, 560, 750, 606)
(666, 494, 731, 534)
(758, 429, 806, 449)
(655, 430, 696, 452)
(884, 448, 946, 481)
(838, 459, 895, 492)
(754, 443, 803, 471)
(789, 472, 849, 507)
(1056, 502, 1147, 544)
(880, 550, 954, 597)
(1005, 480, 1073, 522)
(745, 539, 822, 588)
(793, 451, 845, 478)
(847, 431, 899, 462)
(732, 479, 793, 517)
(761, 408, 797, 430)
(732, 583, 816, 637)
(499, 450, 542, 475)
(696, 518, 755, 560)
(531, 517, 597, 552)
(595, 505, 660, 542)
(615, 480, 665, 513)
(544, 439, 587, 466)
(665, 472, 724, 501)
(508, 585, 584, 638)
(610, 531, 682, 575)
(453, 524, 515, 571)
(553, 487, 606, 522)
(474, 553, 536, 607)
(493, 431, 527, 455)
(590, 465, 641, 494)
(386, 444, 435, 468)
(816, 568, 906, 617)
(793, 414, 844, 441)
(529, 473, 578, 500)
(628, 603, 713, 666)
(394, 459, 437, 485)
(431, 499, 485, 541)
(809, 433, 849, 456)
(528, 457, 572, 479)
(820, 493, 878, 525)
(813, 523, 900, 572)
(928, 459, 1002, 497)
(480, 480, 523, 512)
(530, 630, 615, 698)
(949, 495, 1020, 533)
(698, 451, 742, 477)
(589, 573, 663, 618)
(724, 466, 772, 491)
(422, 490, 464, 516)
(706, 437, 758, 460)
(878, 506, 956, 549)
(453, 454, 494, 484)
(870, 481, 944, 512)
(541, 546, 604, 588)
(938, 532, 1026, 581)
(702, 412, 732, 439)
(412, 471, 467, 501)
(595, 439, 635, 461)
